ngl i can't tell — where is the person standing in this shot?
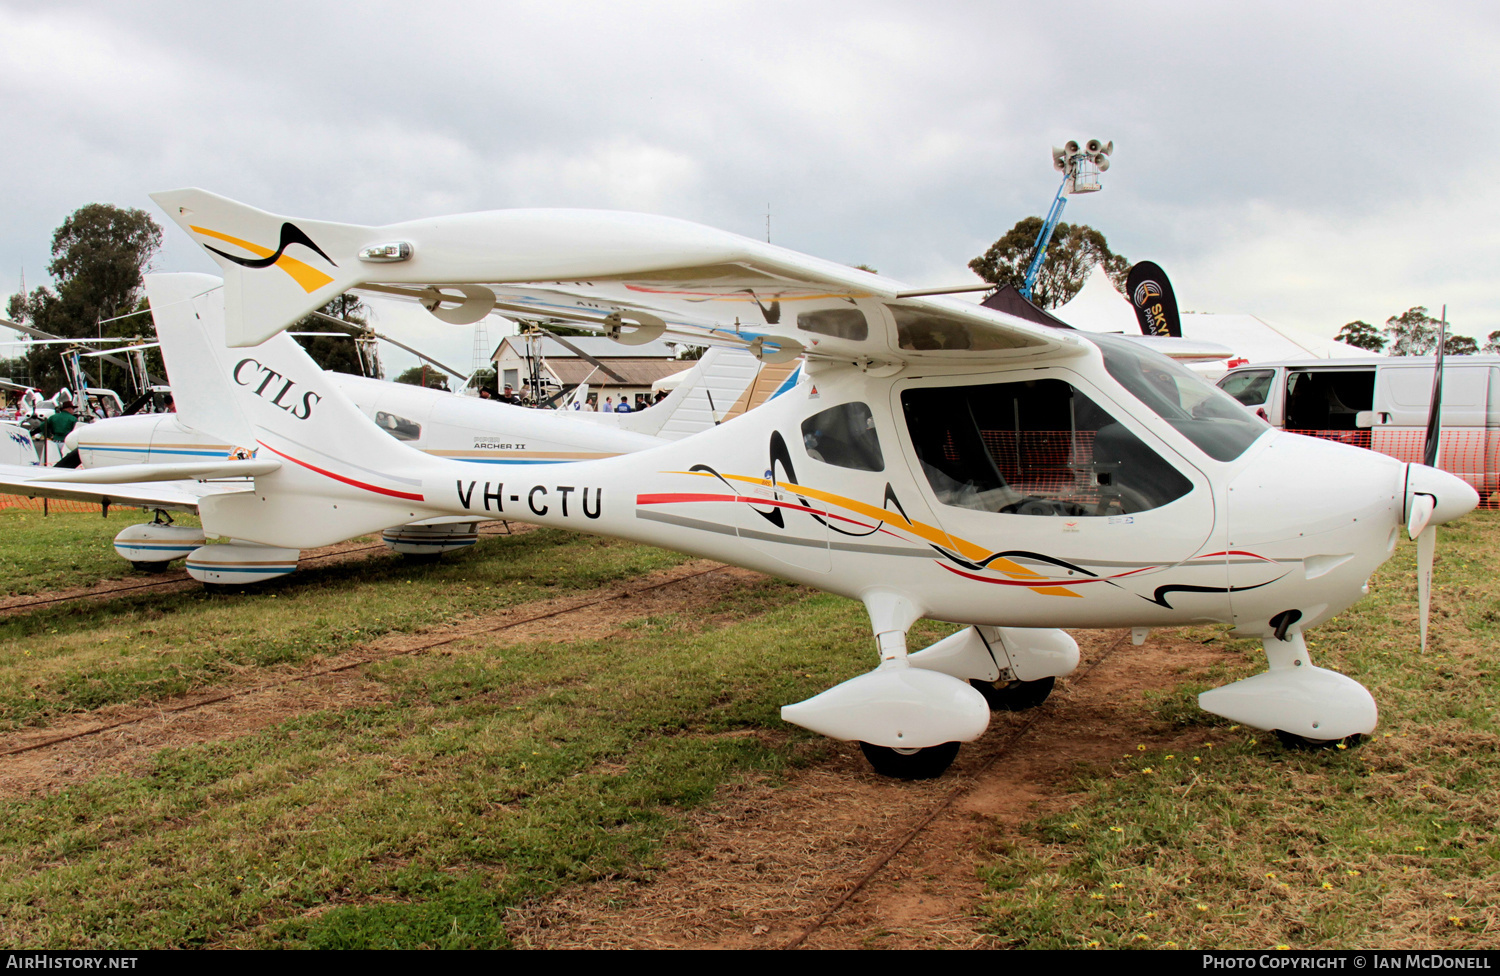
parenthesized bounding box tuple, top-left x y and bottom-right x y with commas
(40, 400, 78, 463)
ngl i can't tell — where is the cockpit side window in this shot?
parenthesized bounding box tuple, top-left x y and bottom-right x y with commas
(901, 379, 1192, 517)
(801, 402, 884, 472)
(375, 411, 422, 442)
(1091, 334, 1268, 462)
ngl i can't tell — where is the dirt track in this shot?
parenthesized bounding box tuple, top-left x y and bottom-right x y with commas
(0, 553, 1237, 949)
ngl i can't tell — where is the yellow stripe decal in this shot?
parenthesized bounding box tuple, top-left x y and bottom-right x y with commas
(189, 225, 335, 293)
(663, 469, 1067, 589)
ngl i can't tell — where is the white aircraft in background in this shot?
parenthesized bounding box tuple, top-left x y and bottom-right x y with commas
(2, 291, 775, 581)
(4, 188, 1479, 779)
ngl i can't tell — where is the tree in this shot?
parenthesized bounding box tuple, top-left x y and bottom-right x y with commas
(1444, 334, 1478, 356)
(1334, 320, 1385, 352)
(466, 367, 496, 395)
(969, 217, 1129, 309)
(394, 365, 450, 391)
(292, 293, 371, 375)
(1381, 307, 1444, 356)
(7, 204, 163, 391)
(1484, 331, 1500, 354)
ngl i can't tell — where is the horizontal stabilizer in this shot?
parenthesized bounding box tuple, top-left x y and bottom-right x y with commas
(30, 460, 280, 484)
(0, 462, 252, 514)
(151, 189, 372, 347)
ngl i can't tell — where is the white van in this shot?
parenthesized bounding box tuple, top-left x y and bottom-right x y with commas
(1216, 356, 1500, 501)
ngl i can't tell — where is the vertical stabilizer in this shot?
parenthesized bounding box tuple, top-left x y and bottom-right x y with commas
(149, 278, 442, 547)
(145, 274, 259, 449)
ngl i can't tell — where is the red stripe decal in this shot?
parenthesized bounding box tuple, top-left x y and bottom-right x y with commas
(258, 441, 426, 501)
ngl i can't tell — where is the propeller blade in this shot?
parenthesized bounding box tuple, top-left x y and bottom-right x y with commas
(1417, 524, 1436, 652)
(308, 311, 467, 380)
(1423, 308, 1447, 467)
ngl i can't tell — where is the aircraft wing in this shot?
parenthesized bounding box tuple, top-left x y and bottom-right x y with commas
(0, 463, 254, 515)
(151, 189, 1088, 369)
(1119, 336, 1235, 362)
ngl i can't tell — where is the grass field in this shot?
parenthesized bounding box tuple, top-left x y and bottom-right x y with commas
(977, 511, 1500, 949)
(0, 509, 1493, 948)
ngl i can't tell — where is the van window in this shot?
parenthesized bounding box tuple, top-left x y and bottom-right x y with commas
(1218, 370, 1274, 407)
(901, 378, 1192, 517)
(1284, 369, 1374, 431)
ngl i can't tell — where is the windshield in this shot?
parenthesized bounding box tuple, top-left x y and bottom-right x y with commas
(1090, 334, 1268, 462)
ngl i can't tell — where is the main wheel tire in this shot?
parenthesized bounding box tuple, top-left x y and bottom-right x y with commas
(1274, 730, 1366, 751)
(858, 740, 961, 779)
(130, 561, 172, 574)
(970, 675, 1055, 712)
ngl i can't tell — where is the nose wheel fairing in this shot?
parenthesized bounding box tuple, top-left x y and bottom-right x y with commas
(1198, 631, 1378, 740)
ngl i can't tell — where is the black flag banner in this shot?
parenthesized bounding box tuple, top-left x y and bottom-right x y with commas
(1125, 261, 1181, 337)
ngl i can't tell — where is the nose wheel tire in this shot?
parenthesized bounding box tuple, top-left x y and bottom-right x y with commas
(858, 741, 961, 779)
(1274, 731, 1367, 751)
(969, 675, 1055, 712)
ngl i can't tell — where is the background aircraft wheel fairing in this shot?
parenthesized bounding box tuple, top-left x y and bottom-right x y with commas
(113, 521, 206, 569)
(858, 741, 961, 780)
(380, 521, 481, 557)
(184, 543, 301, 585)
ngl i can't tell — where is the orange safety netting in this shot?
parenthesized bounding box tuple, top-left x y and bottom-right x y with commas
(966, 429, 1105, 507)
(1287, 428, 1499, 504)
(0, 494, 106, 514)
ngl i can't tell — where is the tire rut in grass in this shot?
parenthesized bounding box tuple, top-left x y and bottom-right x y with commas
(503, 628, 1243, 949)
(0, 560, 772, 798)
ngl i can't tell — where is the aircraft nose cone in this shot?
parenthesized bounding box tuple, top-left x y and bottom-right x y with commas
(1405, 464, 1479, 527)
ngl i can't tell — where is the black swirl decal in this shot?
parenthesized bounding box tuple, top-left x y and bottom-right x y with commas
(206, 222, 337, 270)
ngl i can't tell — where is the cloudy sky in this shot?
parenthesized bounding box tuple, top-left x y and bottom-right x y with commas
(2, 0, 1497, 374)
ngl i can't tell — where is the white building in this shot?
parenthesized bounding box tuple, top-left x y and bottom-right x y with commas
(491, 335, 687, 406)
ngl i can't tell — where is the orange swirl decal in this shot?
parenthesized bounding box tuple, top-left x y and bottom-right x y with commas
(190, 222, 336, 294)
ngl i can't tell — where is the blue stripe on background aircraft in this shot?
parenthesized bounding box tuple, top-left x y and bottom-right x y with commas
(0, 188, 1476, 778)
(0, 283, 776, 582)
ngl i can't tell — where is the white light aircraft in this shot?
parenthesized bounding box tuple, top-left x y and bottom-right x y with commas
(17, 189, 1484, 777)
(2, 296, 770, 582)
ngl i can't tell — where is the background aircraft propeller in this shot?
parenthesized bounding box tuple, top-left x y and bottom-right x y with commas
(308, 311, 468, 382)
